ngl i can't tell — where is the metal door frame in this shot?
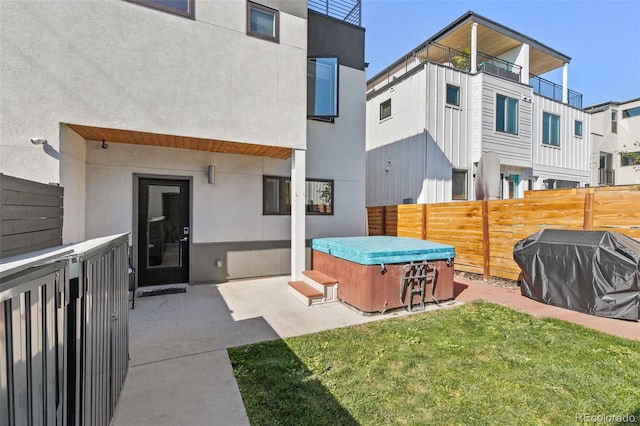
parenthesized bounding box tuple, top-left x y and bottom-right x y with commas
(132, 174, 193, 288)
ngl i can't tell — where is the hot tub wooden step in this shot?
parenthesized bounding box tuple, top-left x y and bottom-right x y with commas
(302, 270, 337, 285)
(288, 281, 323, 306)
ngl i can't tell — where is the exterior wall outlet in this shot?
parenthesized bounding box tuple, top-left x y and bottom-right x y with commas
(215, 259, 223, 268)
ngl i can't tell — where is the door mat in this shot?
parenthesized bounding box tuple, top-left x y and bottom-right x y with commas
(137, 287, 187, 297)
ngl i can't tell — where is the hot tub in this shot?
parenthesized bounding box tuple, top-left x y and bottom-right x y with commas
(311, 236, 456, 313)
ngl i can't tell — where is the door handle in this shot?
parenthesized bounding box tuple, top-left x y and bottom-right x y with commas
(180, 237, 189, 242)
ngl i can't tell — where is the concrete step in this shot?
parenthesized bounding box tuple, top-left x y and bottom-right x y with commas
(288, 281, 323, 306)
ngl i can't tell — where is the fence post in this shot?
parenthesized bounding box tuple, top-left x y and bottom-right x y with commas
(482, 200, 491, 280)
(421, 204, 427, 240)
(381, 206, 387, 236)
(583, 192, 594, 230)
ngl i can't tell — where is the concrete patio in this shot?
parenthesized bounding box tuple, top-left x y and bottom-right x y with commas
(111, 275, 639, 426)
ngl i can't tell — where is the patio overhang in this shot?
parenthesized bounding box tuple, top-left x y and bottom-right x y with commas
(65, 123, 293, 160)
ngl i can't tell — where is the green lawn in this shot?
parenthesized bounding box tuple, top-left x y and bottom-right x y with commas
(229, 301, 640, 425)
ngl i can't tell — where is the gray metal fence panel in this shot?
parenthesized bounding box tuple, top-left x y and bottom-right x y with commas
(0, 260, 67, 426)
(78, 235, 129, 426)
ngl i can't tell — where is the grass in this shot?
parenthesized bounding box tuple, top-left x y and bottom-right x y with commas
(229, 301, 640, 425)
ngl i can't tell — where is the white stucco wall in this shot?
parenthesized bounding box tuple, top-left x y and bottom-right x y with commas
(59, 125, 87, 243)
(307, 65, 367, 237)
(0, 0, 307, 185)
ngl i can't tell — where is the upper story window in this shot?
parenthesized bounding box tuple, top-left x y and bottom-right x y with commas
(127, 0, 194, 19)
(496, 94, 518, 135)
(611, 110, 618, 134)
(452, 169, 468, 200)
(308, 58, 338, 118)
(574, 120, 583, 137)
(380, 99, 391, 120)
(542, 112, 560, 147)
(446, 84, 460, 106)
(623, 106, 640, 118)
(247, 2, 279, 43)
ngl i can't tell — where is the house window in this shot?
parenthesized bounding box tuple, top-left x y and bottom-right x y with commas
(308, 58, 338, 118)
(452, 169, 467, 200)
(247, 2, 279, 42)
(611, 110, 618, 134)
(263, 177, 333, 215)
(623, 106, 640, 118)
(380, 99, 391, 120)
(127, 0, 194, 19)
(621, 151, 640, 167)
(574, 120, 583, 137)
(306, 179, 334, 215)
(263, 176, 290, 215)
(446, 84, 460, 106)
(542, 112, 560, 146)
(496, 94, 518, 134)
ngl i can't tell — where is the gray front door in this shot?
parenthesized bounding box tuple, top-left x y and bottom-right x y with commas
(137, 178, 190, 286)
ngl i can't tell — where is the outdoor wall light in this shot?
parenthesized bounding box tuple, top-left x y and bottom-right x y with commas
(101, 140, 109, 149)
(30, 137, 48, 145)
(208, 165, 215, 184)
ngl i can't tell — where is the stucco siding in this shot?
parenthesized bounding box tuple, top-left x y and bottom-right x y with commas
(0, 0, 307, 183)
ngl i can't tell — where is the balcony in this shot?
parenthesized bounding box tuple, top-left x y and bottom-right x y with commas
(598, 168, 615, 186)
(530, 74, 583, 109)
(308, 0, 361, 26)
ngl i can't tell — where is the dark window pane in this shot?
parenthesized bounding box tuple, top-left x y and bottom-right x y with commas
(496, 95, 506, 132)
(507, 98, 518, 134)
(128, 0, 194, 17)
(574, 120, 583, 136)
(452, 170, 467, 200)
(380, 99, 391, 120)
(623, 106, 640, 118)
(446, 84, 460, 106)
(263, 177, 281, 214)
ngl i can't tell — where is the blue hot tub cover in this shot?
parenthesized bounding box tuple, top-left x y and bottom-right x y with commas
(311, 236, 455, 266)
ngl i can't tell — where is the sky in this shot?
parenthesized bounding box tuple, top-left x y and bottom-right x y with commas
(361, 0, 640, 107)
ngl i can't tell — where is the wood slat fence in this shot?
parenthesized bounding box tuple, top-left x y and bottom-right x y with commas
(1, 174, 64, 258)
(367, 186, 640, 281)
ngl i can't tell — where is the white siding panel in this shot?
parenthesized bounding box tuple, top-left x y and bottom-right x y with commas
(481, 75, 533, 168)
(531, 94, 590, 183)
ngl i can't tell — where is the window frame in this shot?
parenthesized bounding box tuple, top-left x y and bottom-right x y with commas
(126, 0, 195, 19)
(263, 176, 334, 215)
(621, 151, 640, 167)
(247, 1, 279, 43)
(611, 110, 618, 134)
(307, 57, 339, 119)
(495, 94, 518, 135)
(379, 99, 391, 120)
(446, 84, 460, 107)
(451, 169, 468, 200)
(574, 120, 583, 137)
(542, 112, 561, 147)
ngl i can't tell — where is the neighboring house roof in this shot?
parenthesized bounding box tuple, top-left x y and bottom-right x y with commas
(367, 10, 571, 86)
(583, 97, 640, 113)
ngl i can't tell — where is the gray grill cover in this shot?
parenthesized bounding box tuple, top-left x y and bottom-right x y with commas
(513, 229, 640, 321)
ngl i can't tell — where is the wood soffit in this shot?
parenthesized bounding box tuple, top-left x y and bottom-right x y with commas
(65, 124, 292, 160)
(435, 21, 564, 76)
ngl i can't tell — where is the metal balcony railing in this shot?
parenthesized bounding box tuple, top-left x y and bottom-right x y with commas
(308, 0, 361, 26)
(599, 168, 615, 186)
(530, 74, 583, 109)
(477, 52, 521, 83)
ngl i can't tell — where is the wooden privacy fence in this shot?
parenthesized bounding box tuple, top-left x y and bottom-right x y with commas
(367, 186, 640, 281)
(1, 174, 64, 258)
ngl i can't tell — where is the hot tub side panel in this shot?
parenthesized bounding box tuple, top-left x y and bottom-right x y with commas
(312, 250, 454, 313)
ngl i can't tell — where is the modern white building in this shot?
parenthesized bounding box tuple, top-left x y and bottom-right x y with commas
(365, 11, 590, 206)
(584, 97, 640, 186)
(0, 0, 366, 285)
